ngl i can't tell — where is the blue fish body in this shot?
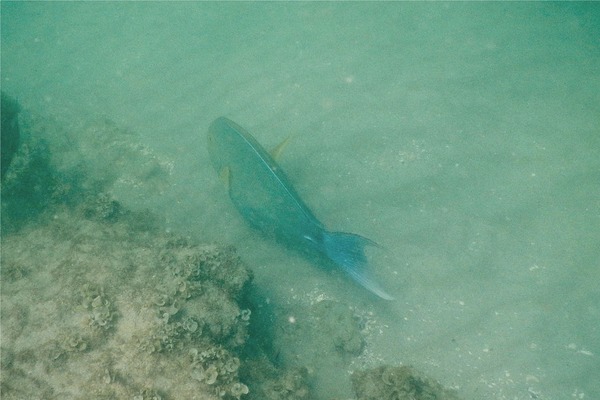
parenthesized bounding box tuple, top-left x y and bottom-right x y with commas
(207, 117, 393, 300)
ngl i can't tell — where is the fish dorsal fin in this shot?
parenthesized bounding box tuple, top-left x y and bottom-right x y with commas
(219, 166, 231, 191)
(270, 135, 294, 161)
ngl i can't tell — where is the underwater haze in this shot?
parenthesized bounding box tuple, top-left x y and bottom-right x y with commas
(2, 2, 599, 399)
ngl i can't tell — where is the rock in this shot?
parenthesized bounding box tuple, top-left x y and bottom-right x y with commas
(0, 202, 252, 399)
(351, 365, 461, 400)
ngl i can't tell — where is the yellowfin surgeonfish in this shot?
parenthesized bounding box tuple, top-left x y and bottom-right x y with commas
(207, 117, 393, 300)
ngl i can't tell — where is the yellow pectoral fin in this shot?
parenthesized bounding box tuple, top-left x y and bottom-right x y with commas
(270, 135, 294, 161)
(219, 166, 231, 191)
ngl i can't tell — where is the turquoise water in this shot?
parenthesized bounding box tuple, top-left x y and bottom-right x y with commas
(2, 3, 599, 399)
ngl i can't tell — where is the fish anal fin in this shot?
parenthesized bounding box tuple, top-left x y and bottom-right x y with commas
(270, 135, 294, 161)
(219, 166, 231, 191)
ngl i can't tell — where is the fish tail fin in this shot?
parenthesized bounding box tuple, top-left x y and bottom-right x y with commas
(322, 231, 394, 300)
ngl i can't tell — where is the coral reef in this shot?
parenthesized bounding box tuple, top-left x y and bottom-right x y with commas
(0, 111, 315, 400)
(0, 204, 253, 399)
(1, 201, 312, 399)
(351, 365, 461, 400)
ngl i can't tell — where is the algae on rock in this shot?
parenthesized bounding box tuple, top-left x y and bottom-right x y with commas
(0, 109, 317, 400)
(0, 111, 253, 398)
(352, 365, 461, 400)
(0, 107, 320, 400)
(1, 204, 253, 399)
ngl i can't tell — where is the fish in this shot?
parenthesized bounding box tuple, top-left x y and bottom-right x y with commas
(207, 117, 393, 300)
